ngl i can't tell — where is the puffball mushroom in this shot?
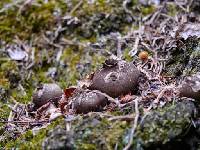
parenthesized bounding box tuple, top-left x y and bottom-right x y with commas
(88, 59, 141, 98)
(71, 89, 108, 114)
(33, 83, 63, 108)
(179, 72, 200, 100)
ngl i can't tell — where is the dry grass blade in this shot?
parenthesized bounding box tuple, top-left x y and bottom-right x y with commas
(123, 97, 140, 150)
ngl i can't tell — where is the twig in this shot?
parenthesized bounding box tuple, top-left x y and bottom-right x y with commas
(147, 84, 175, 111)
(122, 0, 133, 15)
(145, 9, 161, 25)
(174, 0, 187, 12)
(69, 0, 83, 15)
(15, 105, 25, 120)
(117, 36, 123, 59)
(1, 120, 48, 124)
(187, 0, 193, 12)
(66, 122, 71, 131)
(8, 102, 19, 122)
(61, 38, 86, 47)
(42, 34, 63, 49)
(123, 98, 140, 150)
(18, 0, 34, 14)
(93, 90, 122, 108)
(153, 85, 175, 104)
(128, 36, 139, 57)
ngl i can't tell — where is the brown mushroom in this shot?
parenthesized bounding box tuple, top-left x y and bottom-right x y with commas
(33, 83, 63, 108)
(139, 51, 149, 61)
(71, 89, 108, 114)
(179, 73, 200, 100)
(88, 59, 141, 97)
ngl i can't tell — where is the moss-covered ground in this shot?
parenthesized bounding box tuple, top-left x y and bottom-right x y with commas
(0, 0, 200, 149)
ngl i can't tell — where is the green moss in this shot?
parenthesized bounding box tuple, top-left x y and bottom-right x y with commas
(57, 45, 105, 87)
(0, 61, 18, 73)
(134, 101, 195, 148)
(0, 0, 140, 43)
(140, 5, 156, 16)
(167, 3, 177, 17)
(74, 114, 129, 150)
(61, 47, 82, 69)
(0, 0, 67, 41)
(164, 37, 200, 76)
(0, 74, 10, 89)
(2, 0, 192, 149)
(123, 48, 133, 62)
(183, 43, 200, 75)
(0, 103, 10, 126)
(10, 88, 32, 104)
(6, 101, 195, 149)
(43, 101, 195, 149)
(5, 117, 65, 149)
(0, 61, 19, 90)
(76, 143, 96, 150)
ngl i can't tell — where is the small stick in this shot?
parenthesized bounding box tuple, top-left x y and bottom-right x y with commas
(0, 120, 48, 124)
(69, 0, 83, 15)
(147, 84, 175, 111)
(153, 85, 174, 104)
(92, 90, 122, 108)
(129, 37, 139, 57)
(123, 98, 140, 150)
(8, 102, 19, 122)
(15, 106, 25, 120)
(174, 0, 187, 12)
(117, 37, 123, 59)
(122, 0, 133, 15)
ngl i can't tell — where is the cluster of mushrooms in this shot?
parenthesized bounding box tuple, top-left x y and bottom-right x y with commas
(32, 59, 140, 114)
(32, 58, 200, 115)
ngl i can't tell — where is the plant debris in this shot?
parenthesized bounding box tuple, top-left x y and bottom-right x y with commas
(176, 22, 200, 40)
(1, 0, 200, 149)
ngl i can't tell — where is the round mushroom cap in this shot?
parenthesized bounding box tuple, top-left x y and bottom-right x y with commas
(179, 73, 200, 100)
(72, 90, 108, 114)
(88, 59, 140, 97)
(33, 83, 63, 108)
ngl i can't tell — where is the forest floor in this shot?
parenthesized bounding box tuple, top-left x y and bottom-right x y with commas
(1, 0, 200, 149)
